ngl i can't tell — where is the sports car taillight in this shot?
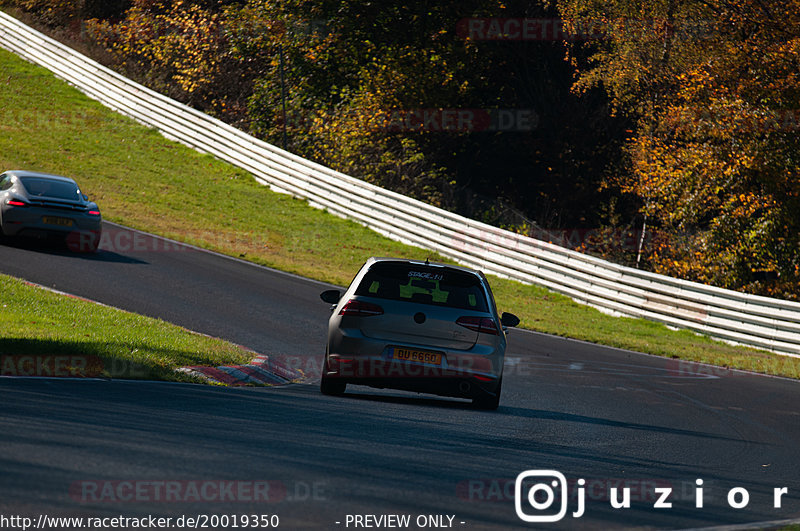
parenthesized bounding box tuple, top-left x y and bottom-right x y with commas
(88, 210, 101, 216)
(456, 316, 499, 335)
(339, 299, 384, 317)
(6, 200, 26, 207)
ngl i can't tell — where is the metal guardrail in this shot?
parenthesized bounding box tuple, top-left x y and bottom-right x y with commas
(2, 10, 799, 357)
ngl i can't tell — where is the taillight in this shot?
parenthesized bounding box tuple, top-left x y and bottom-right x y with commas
(6, 200, 26, 207)
(339, 299, 384, 317)
(88, 210, 101, 216)
(456, 316, 499, 335)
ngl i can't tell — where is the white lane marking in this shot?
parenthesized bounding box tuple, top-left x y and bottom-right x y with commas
(677, 517, 800, 531)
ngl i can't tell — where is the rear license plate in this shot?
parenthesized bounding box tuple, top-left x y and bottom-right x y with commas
(392, 347, 442, 365)
(42, 216, 73, 227)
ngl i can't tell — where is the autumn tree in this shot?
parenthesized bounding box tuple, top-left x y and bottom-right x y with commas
(558, 0, 800, 298)
(227, 0, 495, 206)
(86, 1, 250, 118)
(7, 0, 632, 259)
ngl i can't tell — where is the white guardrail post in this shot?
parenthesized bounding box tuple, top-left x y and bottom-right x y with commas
(2, 10, 799, 357)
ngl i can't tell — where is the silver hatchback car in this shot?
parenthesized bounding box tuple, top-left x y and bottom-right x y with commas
(0, 170, 102, 252)
(320, 257, 519, 409)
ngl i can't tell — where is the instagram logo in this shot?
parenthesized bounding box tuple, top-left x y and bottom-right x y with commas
(515, 470, 584, 522)
(513, 470, 791, 522)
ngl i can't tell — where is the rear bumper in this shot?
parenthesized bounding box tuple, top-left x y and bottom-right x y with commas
(325, 307, 506, 400)
(1, 206, 101, 237)
(323, 354, 502, 400)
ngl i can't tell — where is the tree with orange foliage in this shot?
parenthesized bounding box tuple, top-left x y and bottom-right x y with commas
(559, 0, 800, 298)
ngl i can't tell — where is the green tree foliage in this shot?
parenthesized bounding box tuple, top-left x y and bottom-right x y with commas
(558, 0, 800, 297)
(78, 0, 625, 222)
(86, 1, 243, 115)
(237, 0, 628, 217)
(15, 0, 796, 298)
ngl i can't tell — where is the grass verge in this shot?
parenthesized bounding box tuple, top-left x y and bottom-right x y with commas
(0, 274, 251, 381)
(1, 46, 798, 379)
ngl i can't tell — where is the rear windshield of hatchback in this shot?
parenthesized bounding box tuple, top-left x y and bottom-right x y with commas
(355, 262, 489, 312)
(20, 177, 80, 200)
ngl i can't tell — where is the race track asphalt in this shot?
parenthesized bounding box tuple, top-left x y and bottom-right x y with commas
(2, 223, 799, 530)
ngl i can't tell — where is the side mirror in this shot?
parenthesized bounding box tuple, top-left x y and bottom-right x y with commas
(320, 289, 341, 304)
(500, 312, 520, 328)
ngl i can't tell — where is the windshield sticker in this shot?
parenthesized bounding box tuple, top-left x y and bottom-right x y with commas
(409, 271, 444, 281)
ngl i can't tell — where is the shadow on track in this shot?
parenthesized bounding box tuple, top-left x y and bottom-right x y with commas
(328, 388, 479, 410)
(0, 235, 146, 264)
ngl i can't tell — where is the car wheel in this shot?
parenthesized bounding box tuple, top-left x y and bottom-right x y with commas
(320, 359, 346, 396)
(472, 377, 502, 410)
(320, 375, 346, 396)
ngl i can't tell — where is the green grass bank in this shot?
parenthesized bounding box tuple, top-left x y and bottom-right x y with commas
(1, 47, 797, 379)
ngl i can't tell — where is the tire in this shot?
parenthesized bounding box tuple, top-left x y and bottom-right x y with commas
(472, 378, 502, 410)
(0, 220, 9, 244)
(320, 359, 346, 396)
(320, 375, 346, 396)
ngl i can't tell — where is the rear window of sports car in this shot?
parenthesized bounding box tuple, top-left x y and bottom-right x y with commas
(20, 177, 80, 200)
(355, 262, 489, 312)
